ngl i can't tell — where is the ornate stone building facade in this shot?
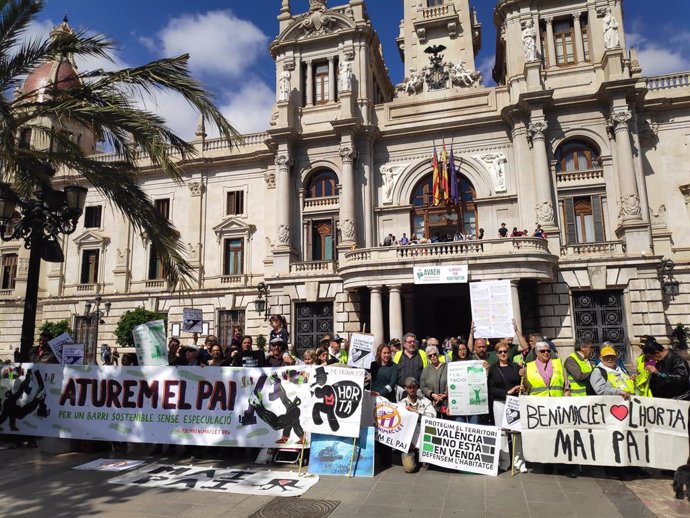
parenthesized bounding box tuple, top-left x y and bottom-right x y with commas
(1, 0, 689, 358)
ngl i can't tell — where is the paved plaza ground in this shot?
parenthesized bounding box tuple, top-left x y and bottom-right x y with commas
(0, 438, 687, 518)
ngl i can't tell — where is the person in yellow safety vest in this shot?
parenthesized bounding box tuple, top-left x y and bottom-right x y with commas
(564, 339, 595, 396)
(321, 334, 348, 365)
(590, 345, 634, 400)
(524, 342, 571, 397)
(393, 333, 428, 401)
(634, 350, 653, 397)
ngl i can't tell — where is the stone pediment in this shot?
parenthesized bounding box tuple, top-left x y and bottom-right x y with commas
(277, 9, 356, 43)
(213, 217, 255, 243)
(72, 230, 110, 248)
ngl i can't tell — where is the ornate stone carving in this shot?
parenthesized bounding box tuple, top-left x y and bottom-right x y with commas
(618, 194, 642, 221)
(278, 70, 291, 102)
(264, 170, 276, 189)
(277, 224, 291, 245)
(275, 153, 293, 170)
(339, 146, 357, 165)
(188, 242, 203, 263)
(340, 218, 355, 240)
(449, 61, 481, 88)
(527, 120, 548, 147)
(603, 8, 620, 49)
(416, 28, 426, 43)
(188, 181, 204, 197)
(475, 153, 507, 193)
(18, 257, 29, 275)
(535, 201, 555, 226)
(283, 60, 296, 72)
(380, 164, 405, 204)
(402, 68, 423, 95)
(338, 60, 352, 92)
(608, 109, 632, 134)
(680, 184, 690, 205)
(299, 0, 335, 37)
(115, 248, 128, 267)
(448, 22, 457, 38)
(522, 20, 537, 62)
(650, 205, 667, 227)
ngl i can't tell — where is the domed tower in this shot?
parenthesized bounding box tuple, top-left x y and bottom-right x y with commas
(18, 16, 97, 155)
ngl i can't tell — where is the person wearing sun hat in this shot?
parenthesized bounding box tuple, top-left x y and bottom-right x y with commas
(590, 345, 634, 400)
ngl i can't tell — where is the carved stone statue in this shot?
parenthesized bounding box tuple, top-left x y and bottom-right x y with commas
(603, 8, 620, 49)
(477, 153, 507, 193)
(618, 194, 641, 221)
(522, 20, 537, 62)
(449, 60, 479, 88)
(338, 61, 352, 92)
(340, 218, 355, 240)
(405, 68, 423, 95)
(535, 201, 555, 226)
(277, 224, 291, 245)
(380, 165, 399, 204)
(278, 70, 291, 102)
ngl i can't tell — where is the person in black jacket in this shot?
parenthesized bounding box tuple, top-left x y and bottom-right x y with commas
(643, 341, 690, 399)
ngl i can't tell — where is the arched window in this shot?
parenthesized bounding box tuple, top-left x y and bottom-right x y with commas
(307, 170, 337, 198)
(555, 139, 601, 173)
(410, 173, 478, 240)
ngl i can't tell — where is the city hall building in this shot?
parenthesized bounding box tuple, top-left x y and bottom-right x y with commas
(1, 0, 689, 360)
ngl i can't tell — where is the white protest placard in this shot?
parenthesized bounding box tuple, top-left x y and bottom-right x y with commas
(48, 332, 73, 363)
(419, 416, 500, 476)
(305, 365, 365, 438)
(132, 320, 168, 366)
(110, 464, 319, 497)
(501, 395, 521, 432)
(414, 265, 468, 285)
(372, 395, 417, 453)
(182, 308, 203, 333)
(347, 333, 375, 369)
(62, 344, 85, 365)
(470, 280, 514, 338)
(447, 361, 489, 416)
(520, 395, 690, 470)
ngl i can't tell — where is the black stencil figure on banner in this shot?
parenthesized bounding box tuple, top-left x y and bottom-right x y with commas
(674, 407, 690, 501)
(310, 366, 363, 432)
(0, 369, 49, 431)
(255, 478, 304, 493)
(247, 373, 305, 444)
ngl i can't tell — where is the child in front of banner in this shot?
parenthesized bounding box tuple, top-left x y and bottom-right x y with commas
(400, 377, 436, 473)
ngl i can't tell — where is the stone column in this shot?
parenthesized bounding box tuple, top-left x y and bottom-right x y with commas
(370, 286, 384, 346)
(339, 145, 358, 247)
(545, 18, 556, 68)
(571, 13, 585, 63)
(402, 291, 415, 336)
(275, 153, 293, 248)
(609, 109, 642, 223)
(328, 57, 336, 102)
(305, 60, 313, 107)
(389, 285, 403, 342)
(528, 120, 556, 228)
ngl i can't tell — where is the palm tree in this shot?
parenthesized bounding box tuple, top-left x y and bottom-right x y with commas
(0, 0, 241, 359)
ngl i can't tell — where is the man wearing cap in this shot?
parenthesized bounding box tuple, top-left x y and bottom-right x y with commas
(399, 377, 435, 473)
(524, 341, 570, 397)
(321, 334, 347, 365)
(394, 333, 428, 402)
(564, 338, 595, 396)
(267, 337, 287, 367)
(590, 345, 634, 400)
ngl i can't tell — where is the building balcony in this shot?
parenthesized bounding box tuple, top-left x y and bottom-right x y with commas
(0, 288, 14, 297)
(219, 274, 248, 286)
(340, 238, 558, 289)
(555, 168, 605, 186)
(289, 261, 337, 276)
(76, 283, 98, 293)
(560, 241, 626, 258)
(303, 195, 339, 213)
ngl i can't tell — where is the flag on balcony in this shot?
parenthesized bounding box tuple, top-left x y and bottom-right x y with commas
(449, 145, 458, 205)
(441, 141, 449, 202)
(432, 143, 441, 205)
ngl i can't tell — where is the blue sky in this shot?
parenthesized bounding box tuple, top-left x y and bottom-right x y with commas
(28, 0, 690, 138)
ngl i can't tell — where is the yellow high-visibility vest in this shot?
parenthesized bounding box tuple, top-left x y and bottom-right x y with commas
(566, 352, 593, 396)
(526, 358, 566, 397)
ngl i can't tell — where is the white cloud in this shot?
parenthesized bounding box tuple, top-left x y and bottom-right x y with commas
(156, 10, 268, 79)
(626, 29, 690, 76)
(477, 56, 496, 87)
(217, 80, 275, 135)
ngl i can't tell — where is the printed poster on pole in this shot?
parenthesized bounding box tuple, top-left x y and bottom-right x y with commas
(347, 333, 375, 369)
(48, 332, 73, 363)
(447, 360, 489, 416)
(132, 320, 168, 366)
(470, 280, 514, 338)
(182, 308, 203, 333)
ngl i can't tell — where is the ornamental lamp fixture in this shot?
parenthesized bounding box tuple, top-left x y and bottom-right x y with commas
(657, 258, 680, 301)
(253, 281, 269, 320)
(0, 183, 20, 224)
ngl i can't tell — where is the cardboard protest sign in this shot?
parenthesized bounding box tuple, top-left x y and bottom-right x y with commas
(520, 395, 690, 470)
(132, 320, 168, 366)
(347, 333, 375, 369)
(110, 464, 319, 497)
(501, 396, 521, 432)
(447, 361, 489, 416)
(419, 416, 500, 476)
(62, 344, 85, 365)
(309, 427, 375, 477)
(470, 280, 514, 338)
(182, 308, 203, 333)
(306, 365, 365, 438)
(48, 332, 73, 363)
(371, 395, 417, 453)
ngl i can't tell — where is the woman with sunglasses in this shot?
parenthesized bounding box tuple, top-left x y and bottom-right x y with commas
(488, 344, 526, 472)
(420, 345, 448, 417)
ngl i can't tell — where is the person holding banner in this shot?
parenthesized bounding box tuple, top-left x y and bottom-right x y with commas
(420, 345, 448, 416)
(524, 342, 570, 397)
(400, 377, 436, 473)
(489, 344, 526, 472)
(590, 345, 634, 400)
(564, 338, 595, 396)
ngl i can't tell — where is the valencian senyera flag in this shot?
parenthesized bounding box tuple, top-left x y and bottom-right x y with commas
(432, 143, 441, 205)
(441, 141, 449, 203)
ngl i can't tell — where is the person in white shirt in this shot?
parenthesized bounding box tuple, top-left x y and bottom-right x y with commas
(400, 377, 436, 473)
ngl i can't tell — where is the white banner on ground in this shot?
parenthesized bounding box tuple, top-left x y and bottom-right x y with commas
(414, 265, 468, 285)
(447, 361, 489, 416)
(371, 396, 417, 453)
(520, 395, 690, 470)
(132, 320, 168, 366)
(48, 332, 73, 363)
(109, 464, 319, 497)
(74, 459, 146, 472)
(0, 363, 350, 448)
(182, 308, 203, 333)
(419, 416, 500, 476)
(470, 280, 514, 338)
(501, 395, 521, 432)
(62, 344, 85, 365)
(305, 365, 365, 439)
(347, 333, 375, 369)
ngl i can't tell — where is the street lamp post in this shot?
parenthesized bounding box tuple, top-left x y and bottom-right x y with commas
(83, 295, 111, 364)
(253, 281, 270, 320)
(0, 180, 88, 361)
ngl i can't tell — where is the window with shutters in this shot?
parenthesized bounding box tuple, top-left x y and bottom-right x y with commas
(307, 170, 338, 198)
(312, 220, 334, 261)
(83, 206, 102, 228)
(218, 310, 245, 348)
(154, 198, 170, 219)
(314, 62, 329, 105)
(1, 253, 17, 290)
(555, 140, 601, 173)
(80, 250, 99, 284)
(226, 191, 245, 216)
(223, 238, 244, 275)
(553, 20, 576, 66)
(563, 195, 605, 244)
(148, 199, 170, 280)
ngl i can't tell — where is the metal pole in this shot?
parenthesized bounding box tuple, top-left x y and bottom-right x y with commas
(19, 236, 44, 362)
